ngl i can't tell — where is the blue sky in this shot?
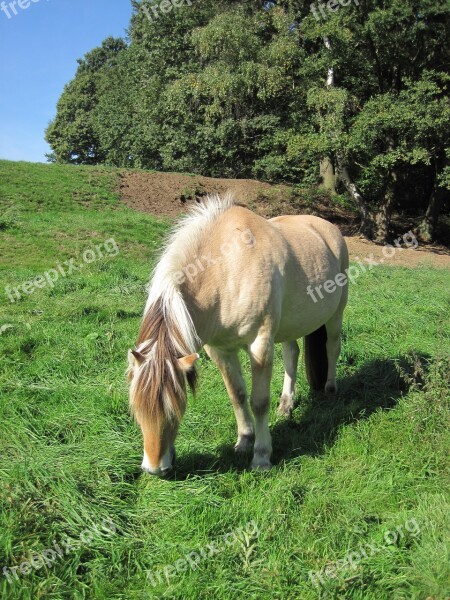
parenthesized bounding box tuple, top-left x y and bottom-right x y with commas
(0, 0, 132, 163)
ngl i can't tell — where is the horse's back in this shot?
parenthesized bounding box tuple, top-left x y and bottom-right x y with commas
(270, 214, 347, 262)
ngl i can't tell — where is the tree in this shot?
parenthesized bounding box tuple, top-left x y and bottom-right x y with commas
(285, 0, 450, 240)
(46, 0, 450, 241)
(45, 38, 126, 164)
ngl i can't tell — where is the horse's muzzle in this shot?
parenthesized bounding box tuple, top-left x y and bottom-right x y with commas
(141, 448, 176, 478)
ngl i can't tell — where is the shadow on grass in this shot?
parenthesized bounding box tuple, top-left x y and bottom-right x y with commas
(271, 352, 429, 464)
(169, 353, 430, 480)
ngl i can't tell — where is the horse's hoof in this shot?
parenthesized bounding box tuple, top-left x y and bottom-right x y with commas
(277, 404, 292, 418)
(234, 433, 254, 453)
(325, 382, 337, 395)
(250, 458, 272, 471)
(277, 394, 294, 417)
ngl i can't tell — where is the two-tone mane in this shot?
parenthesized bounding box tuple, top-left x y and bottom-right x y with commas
(128, 194, 236, 426)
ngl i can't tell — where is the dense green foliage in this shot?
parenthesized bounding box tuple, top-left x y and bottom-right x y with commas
(45, 1, 450, 240)
(1, 161, 450, 598)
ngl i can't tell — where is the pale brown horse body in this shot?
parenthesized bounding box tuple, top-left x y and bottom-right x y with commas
(128, 196, 348, 475)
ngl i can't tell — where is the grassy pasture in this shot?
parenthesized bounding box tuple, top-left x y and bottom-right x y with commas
(0, 160, 449, 600)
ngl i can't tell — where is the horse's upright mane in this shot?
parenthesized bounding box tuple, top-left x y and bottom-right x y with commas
(144, 193, 236, 315)
(130, 194, 236, 423)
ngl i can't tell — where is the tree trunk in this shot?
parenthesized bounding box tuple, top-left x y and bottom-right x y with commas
(418, 187, 444, 242)
(318, 39, 338, 196)
(335, 152, 373, 237)
(322, 36, 371, 234)
(374, 170, 397, 243)
(320, 157, 337, 194)
(418, 157, 447, 242)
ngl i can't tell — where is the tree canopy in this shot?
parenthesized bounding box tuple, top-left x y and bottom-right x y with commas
(46, 0, 450, 241)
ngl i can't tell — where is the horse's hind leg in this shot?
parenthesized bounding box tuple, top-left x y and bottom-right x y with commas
(248, 335, 274, 470)
(324, 309, 344, 395)
(204, 345, 254, 452)
(278, 341, 299, 417)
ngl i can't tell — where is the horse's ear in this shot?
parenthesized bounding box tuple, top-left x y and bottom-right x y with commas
(178, 353, 200, 371)
(129, 349, 145, 366)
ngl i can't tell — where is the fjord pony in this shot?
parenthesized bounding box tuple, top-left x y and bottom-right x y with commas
(128, 196, 348, 475)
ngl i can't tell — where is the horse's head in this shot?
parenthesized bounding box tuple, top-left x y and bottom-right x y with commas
(127, 344, 199, 477)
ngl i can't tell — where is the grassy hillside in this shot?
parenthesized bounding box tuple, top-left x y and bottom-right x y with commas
(0, 160, 449, 600)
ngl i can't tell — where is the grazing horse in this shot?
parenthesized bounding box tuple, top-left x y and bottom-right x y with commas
(128, 195, 348, 476)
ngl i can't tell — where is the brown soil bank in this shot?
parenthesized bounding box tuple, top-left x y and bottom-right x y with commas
(120, 171, 450, 269)
(120, 171, 285, 217)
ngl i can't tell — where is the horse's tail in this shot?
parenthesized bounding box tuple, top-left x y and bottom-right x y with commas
(304, 325, 328, 391)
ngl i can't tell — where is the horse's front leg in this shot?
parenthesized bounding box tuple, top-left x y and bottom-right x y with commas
(204, 345, 255, 452)
(249, 335, 274, 470)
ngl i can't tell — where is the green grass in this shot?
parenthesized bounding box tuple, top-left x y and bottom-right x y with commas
(0, 160, 449, 600)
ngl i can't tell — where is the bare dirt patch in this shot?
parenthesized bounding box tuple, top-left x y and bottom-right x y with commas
(119, 171, 280, 217)
(345, 236, 450, 268)
(120, 171, 450, 269)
